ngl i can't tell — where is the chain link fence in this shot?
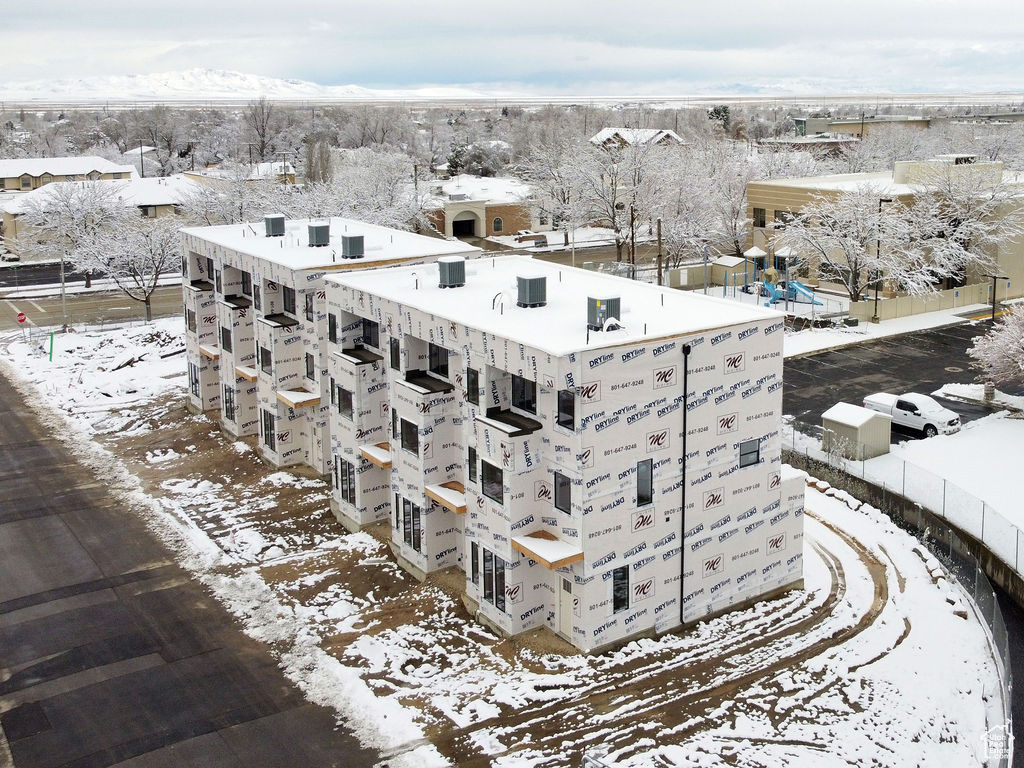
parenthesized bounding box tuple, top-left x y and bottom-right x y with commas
(785, 419, 1013, 766)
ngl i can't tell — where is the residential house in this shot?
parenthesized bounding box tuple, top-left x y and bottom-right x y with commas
(589, 128, 685, 149)
(0, 156, 135, 193)
(324, 255, 804, 651)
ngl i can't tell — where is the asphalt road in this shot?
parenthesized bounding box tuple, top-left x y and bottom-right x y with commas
(782, 322, 1021, 439)
(0, 263, 94, 289)
(0, 286, 183, 332)
(0, 371, 378, 768)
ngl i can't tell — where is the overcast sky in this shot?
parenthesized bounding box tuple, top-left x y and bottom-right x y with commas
(4, 1, 1024, 95)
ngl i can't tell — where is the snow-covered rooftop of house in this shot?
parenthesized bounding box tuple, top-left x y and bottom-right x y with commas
(750, 170, 914, 195)
(2, 175, 200, 214)
(250, 161, 294, 179)
(180, 217, 480, 272)
(328, 255, 781, 356)
(589, 127, 684, 146)
(0, 155, 136, 179)
(427, 174, 532, 206)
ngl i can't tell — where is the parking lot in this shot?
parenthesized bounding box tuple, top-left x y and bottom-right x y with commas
(783, 322, 1021, 440)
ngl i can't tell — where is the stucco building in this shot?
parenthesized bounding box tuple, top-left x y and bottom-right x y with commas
(424, 175, 550, 239)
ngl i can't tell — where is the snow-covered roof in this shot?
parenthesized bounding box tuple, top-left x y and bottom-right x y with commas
(180, 217, 480, 272)
(250, 161, 295, 180)
(2, 175, 200, 214)
(328, 255, 781, 356)
(822, 402, 889, 427)
(589, 128, 685, 147)
(751, 170, 913, 196)
(0, 155, 136, 179)
(427, 174, 532, 206)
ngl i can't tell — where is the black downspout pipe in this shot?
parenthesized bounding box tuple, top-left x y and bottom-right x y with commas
(679, 343, 691, 628)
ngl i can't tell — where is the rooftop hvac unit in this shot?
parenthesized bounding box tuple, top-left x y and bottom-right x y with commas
(588, 296, 620, 330)
(265, 214, 285, 237)
(438, 256, 465, 288)
(517, 275, 547, 308)
(341, 234, 364, 259)
(308, 223, 330, 247)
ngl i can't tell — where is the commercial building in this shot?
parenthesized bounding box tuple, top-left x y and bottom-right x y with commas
(181, 216, 480, 474)
(424, 175, 551, 239)
(324, 255, 804, 651)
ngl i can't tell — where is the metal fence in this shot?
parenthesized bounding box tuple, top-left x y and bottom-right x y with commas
(785, 420, 1013, 766)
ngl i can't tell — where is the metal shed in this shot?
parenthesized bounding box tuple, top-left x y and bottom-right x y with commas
(821, 402, 891, 460)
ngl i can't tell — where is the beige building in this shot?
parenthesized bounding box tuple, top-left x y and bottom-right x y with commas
(746, 155, 1024, 313)
(2, 175, 199, 255)
(0, 156, 135, 193)
(794, 116, 932, 138)
(424, 175, 551, 239)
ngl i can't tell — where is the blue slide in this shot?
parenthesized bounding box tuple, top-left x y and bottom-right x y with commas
(761, 281, 783, 306)
(788, 280, 823, 305)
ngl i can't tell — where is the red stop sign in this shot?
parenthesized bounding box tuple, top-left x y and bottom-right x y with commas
(16, 312, 26, 324)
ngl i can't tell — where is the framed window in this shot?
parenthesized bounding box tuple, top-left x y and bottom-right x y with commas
(259, 346, 272, 374)
(468, 446, 477, 483)
(392, 408, 398, 439)
(304, 292, 314, 321)
(241, 271, 252, 296)
(483, 550, 494, 603)
(482, 461, 503, 504)
(557, 389, 574, 430)
(19, 175, 30, 190)
(181, 256, 187, 277)
(282, 286, 296, 315)
(141, 205, 157, 219)
(305, 352, 315, 381)
(205, 257, 214, 279)
(739, 439, 760, 468)
(466, 366, 479, 405)
(329, 377, 336, 406)
(512, 374, 536, 413)
(188, 363, 199, 398)
(494, 556, 506, 612)
(339, 459, 356, 505)
(401, 498, 422, 552)
(400, 418, 419, 454)
(186, 309, 197, 333)
(333, 456, 339, 490)
(773, 210, 793, 230)
(428, 343, 448, 378)
(253, 282, 262, 311)
(261, 409, 276, 450)
(338, 387, 354, 420)
(214, 270, 222, 294)
(389, 337, 401, 370)
(220, 326, 232, 353)
(394, 493, 401, 531)
(328, 314, 338, 343)
(612, 566, 629, 614)
(471, 541, 480, 585)
(637, 459, 653, 507)
(752, 207, 766, 228)
(554, 471, 571, 513)
(492, 217, 503, 233)
(402, 498, 413, 546)
(361, 318, 379, 348)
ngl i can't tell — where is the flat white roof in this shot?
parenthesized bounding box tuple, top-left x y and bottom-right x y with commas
(328, 255, 781, 356)
(180, 217, 480, 272)
(3, 175, 200, 214)
(822, 402, 889, 427)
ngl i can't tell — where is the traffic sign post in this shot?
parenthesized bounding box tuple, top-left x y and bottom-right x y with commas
(16, 311, 26, 324)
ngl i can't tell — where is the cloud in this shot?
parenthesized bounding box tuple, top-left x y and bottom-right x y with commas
(4, 0, 1024, 94)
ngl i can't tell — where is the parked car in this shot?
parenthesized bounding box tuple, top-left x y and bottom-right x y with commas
(862, 392, 961, 437)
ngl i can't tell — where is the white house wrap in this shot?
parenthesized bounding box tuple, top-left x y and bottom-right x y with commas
(326, 255, 804, 651)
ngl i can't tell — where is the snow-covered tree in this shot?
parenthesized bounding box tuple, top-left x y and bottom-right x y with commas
(78, 214, 180, 322)
(968, 307, 1024, 384)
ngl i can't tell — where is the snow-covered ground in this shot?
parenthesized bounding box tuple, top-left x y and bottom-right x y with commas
(0, 318, 1007, 767)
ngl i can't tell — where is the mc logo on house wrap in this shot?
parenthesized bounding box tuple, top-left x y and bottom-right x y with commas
(717, 413, 738, 434)
(703, 487, 724, 510)
(632, 510, 654, 532)
(723, 352, 746, 373)
(506, 582, 523, 604)
(768, 471, 781, 490)
(702, 554, 725, 578)
(276, 431, 290, 444)
(579, 381, 601, 403)
(767, 533, 787, 553)
(653, 365, 676, 390)
(535, 480, 552, 502)
(633, 578, 655, 602)
(501, 442, 514, 471)
(578, 447, 594, 468)
(646, 428, 669, 452)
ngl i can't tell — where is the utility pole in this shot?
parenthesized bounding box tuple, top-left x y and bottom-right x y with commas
(656, 217, 663, 286)
(629, 204, 636, 277)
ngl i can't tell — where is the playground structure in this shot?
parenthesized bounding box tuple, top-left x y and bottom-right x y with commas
(760, 280, 822, 307)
